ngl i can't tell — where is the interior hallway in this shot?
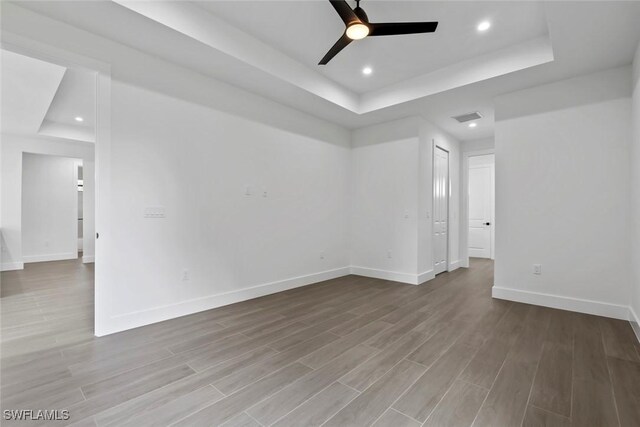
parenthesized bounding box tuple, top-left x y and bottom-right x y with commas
(1, 259, 639, 427)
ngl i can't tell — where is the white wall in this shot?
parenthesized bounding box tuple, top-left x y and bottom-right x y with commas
(21, 153, 78, 262)
(493, 66, 633, 319)
(631, 42, 640, 335)
(0, 134, 95, 270)
(2, 4, 353, 335)
(469, 154, 495, 167)
(462, 138, 495, 152)
(103, 80, 350, 333)
(350, 117, 421, 283)
(350, 116, 461, 284)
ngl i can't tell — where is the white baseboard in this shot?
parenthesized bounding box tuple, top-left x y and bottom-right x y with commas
(417, 269, 435, 284)
(23, 252, 77, 263)
(1, 262, 24, 271)
(82, 255, 95, 263)
(630, 306, 640, 344)
(349, 266, 419, 285)
(492, 286, 630, 320)
(349, 266, 436, 285)
(95, 266, 351, 336)
(448, 260, 460, 272)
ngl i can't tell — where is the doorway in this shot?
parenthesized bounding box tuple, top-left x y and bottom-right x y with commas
(1, 37, 110, 337)
(433, 145, 449, 275)
(468, 154, 495, 259)
(21, 153, 85, 264)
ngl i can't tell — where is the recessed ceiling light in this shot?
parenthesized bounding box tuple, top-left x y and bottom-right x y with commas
(75, 116, 84, 122)
(362, 66, 373, 75)
(468, 122, 477, 128)
(477, 21, 491, 32)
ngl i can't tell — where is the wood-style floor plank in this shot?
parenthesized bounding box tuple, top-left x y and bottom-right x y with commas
(340, 331, 428, 391)
(173, 363, 312, 426)
(2, 258, 639, 427)
(422, 379, 487, 427)
(93, 346, 276, 426)
(458, 303, 530, 389)
(522, 405, 571, 427)
(393, 339, 478, 423)
(298, 321, 390, 369)
(471, 306, 551, 427)
(119, 385, 223, 427)
(571, 313, 619, 427)
(605, 356, 640, 427)
(529, 342, 573, 417)
(324, 359, 426, 426)
(372, 409, 421, 427)
(271, 382, 358, 427)
(219, 412, 261, 427)
(598, 317, 640, 363)
(246, 344, 373, 425)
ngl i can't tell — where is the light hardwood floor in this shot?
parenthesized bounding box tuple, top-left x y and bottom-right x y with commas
(1, 258, 639, 426)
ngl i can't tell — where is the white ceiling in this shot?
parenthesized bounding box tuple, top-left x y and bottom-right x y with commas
(1, 49, 96, 142)
(44, 68, 96, 129)
(1, 49, 65, 135)
(40, 67, 96, 142)
(199, 1, 549, 94)
(6, 1, 640, 141)
(112, 0, 554, 115)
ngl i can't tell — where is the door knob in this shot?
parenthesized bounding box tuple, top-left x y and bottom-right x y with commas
(484, 222, 491, 226)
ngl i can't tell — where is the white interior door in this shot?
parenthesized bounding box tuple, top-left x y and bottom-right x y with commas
(468, 160, 495, 259)
(433, 146, 449, 275)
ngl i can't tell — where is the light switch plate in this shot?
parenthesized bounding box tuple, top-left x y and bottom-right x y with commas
(144, 207, 166, 218)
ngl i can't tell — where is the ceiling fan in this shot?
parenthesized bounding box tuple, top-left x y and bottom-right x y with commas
(319, 0, 439, 65)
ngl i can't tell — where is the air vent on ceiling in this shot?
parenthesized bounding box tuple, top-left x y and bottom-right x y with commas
(452, 112, 482, 123)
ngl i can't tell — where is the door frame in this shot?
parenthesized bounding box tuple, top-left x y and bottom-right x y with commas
(2, 32, 112, 337)
(432, 144, 450, 274)
(461, 148, 495, 268)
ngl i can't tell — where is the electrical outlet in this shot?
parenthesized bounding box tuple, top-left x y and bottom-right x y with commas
(387, 250, 392, 259)
(244, 185, 252, 196)
(320, 250, 325, 260)
(182, 269, 190, 281)
(533, 264, 542, 275)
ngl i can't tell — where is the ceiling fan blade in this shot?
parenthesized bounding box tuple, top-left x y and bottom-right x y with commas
(370, 22, 438, 36)
(318, 33, 353, 65)
(329, 0, 360, 25)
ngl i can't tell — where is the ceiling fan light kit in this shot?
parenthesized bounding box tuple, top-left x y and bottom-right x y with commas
(319, 0, 439, 65)
(346, 23, 370, 40)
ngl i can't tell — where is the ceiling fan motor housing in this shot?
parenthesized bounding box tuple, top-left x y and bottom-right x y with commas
(354, 6, 369, 23)
(319, 0, 438, 65)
